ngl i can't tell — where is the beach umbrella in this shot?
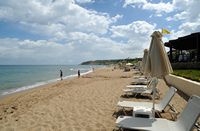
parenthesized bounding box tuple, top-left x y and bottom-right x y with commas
(126, 63, 133, 66)
(144, 31, 173, 118)
(141, 49, 148, 74)
(145, 31, 173, 78)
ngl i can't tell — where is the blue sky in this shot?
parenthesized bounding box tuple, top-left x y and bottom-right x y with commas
(0, 0, 199, 65)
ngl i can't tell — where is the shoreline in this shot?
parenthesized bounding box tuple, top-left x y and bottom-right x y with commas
(0, 67, 187, 130)
(0, 69, 94, 99)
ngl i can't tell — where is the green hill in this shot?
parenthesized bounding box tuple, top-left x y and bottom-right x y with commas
(80, 58, 142, 65)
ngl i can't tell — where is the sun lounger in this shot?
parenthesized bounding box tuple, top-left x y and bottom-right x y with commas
(131, 77, 149, 85)
(125, 77, 153, 90)
(126, 76, 152, 89)
(116, 95, 200, 131)
(118, 87, 177, 113)
(123, 88, 153, 94)
(126, 84, 148, 89)
(133, 75, 146, 79)
(123, 77, 158, 96)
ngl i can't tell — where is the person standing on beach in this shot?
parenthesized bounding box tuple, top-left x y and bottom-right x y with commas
(60, 70, 63, 80)
(78, 70, 80, 78)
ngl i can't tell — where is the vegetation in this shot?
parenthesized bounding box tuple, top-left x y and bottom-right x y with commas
(80, 58, 142, 65)
(173, 69, 200, 82)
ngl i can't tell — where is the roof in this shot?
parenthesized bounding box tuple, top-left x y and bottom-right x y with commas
(164, 32, 200, 50)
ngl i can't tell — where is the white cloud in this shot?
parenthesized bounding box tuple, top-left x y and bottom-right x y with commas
(124, 0, 199, 24)
(0, 38, 66, 64)
(123, 0, 174, 14)
(68, 32, 128, 58)
(111, 14, 123, 23)
(75, 0, 95, 4)
(0, 33, 140, 64)
(143, 1, 173, 14)
(166, 11, 187, 21)
(167, 0, 200, 22)
(0, 23, 159, 65)
(179, 21, 200, 33)
(123, 0, 146, 7)
(155, 14, 162, 17)
(110, 21, 156, 55)
(166, 0, 200, 40)
(110, 21, 156, 38)
(0, 0, 116, 39)
(0, 0, 152, 64)
(1, 0, 176, 65)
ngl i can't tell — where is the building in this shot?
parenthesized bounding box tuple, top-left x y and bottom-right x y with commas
(164, 32, 200, 69)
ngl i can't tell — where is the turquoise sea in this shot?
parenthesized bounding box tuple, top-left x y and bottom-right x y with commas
(0, 65, 103, 96)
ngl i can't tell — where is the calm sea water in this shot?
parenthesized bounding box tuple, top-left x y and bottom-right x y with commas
(0, 65, 103, 96)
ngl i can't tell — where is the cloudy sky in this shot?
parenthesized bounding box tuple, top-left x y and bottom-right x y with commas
(0, 0, 199, 65)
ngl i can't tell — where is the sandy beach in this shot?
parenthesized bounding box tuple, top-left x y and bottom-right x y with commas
(0, 67, 187, 131)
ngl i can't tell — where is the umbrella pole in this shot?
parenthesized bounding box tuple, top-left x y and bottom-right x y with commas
(152, 86, 156, 119)
(151, 77, 157, 119)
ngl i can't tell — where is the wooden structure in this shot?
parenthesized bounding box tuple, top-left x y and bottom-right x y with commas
(165, 32, 200, 62)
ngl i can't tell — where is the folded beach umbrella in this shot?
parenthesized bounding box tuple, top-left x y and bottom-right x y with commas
(144, 31, 173, 118)
(144, 31, 173, 78)
(126, 63, 133, 66)
(141, 49, 148, 74)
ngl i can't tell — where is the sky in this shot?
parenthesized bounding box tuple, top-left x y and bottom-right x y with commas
(0, 0, 199, 65)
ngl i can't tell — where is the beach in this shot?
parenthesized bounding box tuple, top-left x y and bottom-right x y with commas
(0, 67, 187, 131)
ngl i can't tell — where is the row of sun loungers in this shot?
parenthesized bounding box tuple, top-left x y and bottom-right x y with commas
(118, 87, 177, 114)
(123, 77, 159, 98)
(114, 74, 200, 131)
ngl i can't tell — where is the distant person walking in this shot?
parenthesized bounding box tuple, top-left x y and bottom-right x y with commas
(78, 70, 80, 78)
(60, 70, 63, 80)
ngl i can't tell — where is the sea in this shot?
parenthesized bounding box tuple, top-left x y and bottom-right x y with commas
(0, 65, 104, 97)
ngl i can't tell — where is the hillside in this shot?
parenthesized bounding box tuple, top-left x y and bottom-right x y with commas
(80, 58, 142, 65)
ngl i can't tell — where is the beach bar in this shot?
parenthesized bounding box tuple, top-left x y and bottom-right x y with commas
(165, 32, 200, 64)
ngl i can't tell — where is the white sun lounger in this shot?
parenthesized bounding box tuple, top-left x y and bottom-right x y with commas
(126, 84, 148, 89)
(131, 77, 149, 85)
(126, 77, 153, 89)
(124, 88, 153, 95)
(133, 76, 146, 79)
(119, 87, 177, 112)
(116, 95, 200, 131)
(123, 77, 158, 96)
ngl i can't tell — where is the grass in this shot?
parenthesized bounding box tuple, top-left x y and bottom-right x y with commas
(173, 69, 200, 82)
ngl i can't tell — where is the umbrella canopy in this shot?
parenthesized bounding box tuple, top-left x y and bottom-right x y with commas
(141, 49, 148, 74)
(144, 31, 173, 119)
(126, 63, 133, 66)
(144, 31, 173, 78)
